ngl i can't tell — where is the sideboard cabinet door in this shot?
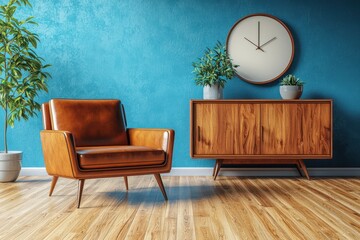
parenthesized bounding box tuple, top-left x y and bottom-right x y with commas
(261, 103, 332, 156)
(192, 103, 260, 156)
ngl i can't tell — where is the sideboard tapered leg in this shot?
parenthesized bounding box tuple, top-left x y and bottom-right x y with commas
(298, 160, 310, 180)
(213, 159, 223, 180)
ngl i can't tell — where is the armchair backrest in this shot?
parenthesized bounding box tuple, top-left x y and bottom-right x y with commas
(42, 99, 128, 147)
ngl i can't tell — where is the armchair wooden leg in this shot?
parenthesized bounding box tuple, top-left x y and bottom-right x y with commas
(124, 176, 129, 191)
(154, 174, 168, 201)
(49, 176, 58, 197)
(77, 179, 85, 208)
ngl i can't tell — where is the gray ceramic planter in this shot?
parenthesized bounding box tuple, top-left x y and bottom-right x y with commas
(203, 84, 223, 99)
(280, 85, 303, 99)
(0, 151, 22, 182)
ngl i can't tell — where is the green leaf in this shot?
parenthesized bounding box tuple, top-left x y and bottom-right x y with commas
(0, 0, 51, 152)
(192, 41, 237, 87)
(280, 74, 305, 86)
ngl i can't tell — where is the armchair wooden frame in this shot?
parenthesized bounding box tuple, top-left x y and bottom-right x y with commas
(40, 100, 174, 208)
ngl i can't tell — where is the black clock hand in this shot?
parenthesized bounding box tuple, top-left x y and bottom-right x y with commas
(244, 37, 264, 52)
(259, 37, 277, 48)
(254, 21, 265, 51)
(244, 37, 257, 47)
(258, 21, 260, 48)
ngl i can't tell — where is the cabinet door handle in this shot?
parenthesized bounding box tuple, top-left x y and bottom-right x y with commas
(197, 126, 200, 142)
(261, 126, 264, 142)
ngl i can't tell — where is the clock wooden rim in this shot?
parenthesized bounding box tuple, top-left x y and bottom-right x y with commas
(226, 13, 295, 85)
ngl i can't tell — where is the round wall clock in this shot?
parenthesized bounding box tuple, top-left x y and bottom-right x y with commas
(226, 13, 294, 84)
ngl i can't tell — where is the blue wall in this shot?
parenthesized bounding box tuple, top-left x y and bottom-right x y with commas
(1, 0, 359, 168)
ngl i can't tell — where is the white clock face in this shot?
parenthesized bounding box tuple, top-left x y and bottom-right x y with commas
(227, 14, 294, 84)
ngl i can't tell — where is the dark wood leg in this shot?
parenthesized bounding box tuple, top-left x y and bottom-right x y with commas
(154, 174, 168, 200)
(214, 159, 223, 180)
(49, 176, 58, 197)
(77, 179, 85, 208)
(212, 162, 217, 177)
(295, 161, 303, 177)
(124, 176, 129, 191)
(298, 160, 310, 180)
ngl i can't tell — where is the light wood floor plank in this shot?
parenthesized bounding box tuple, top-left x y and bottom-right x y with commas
(219, 178, 265, 239)
(238, 178, 302, 240)
(274, 178, 346, 239)
(103, 176, 150, 239)
(176, 176, 196, 240)
(278, 178, 359, 239)
(0, 176, 359, 240)
(196, 177, 237, 240)
(260, 179, 337, 239)
(297, 181, 360, 239)
(249, 179, 312, 240)
(125, 177, 158, 240)
(160, 176, 178, 240)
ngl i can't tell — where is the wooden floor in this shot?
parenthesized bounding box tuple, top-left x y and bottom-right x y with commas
(0, 176, 359, 240)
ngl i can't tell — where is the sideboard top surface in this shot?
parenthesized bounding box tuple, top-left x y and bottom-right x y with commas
(191, 99, 333, 103)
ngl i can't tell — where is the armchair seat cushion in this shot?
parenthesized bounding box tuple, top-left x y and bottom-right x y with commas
(77, 146, 165, 169)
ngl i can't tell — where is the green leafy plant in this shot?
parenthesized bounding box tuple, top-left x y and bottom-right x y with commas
(280, 74, 304, 86)
(0, 0, 51, 153)
(192, 41, 238, 88)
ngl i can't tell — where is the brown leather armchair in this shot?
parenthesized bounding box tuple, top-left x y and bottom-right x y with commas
(40, 99, 174, 208)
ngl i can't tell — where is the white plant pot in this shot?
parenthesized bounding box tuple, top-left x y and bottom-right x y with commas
(0, 151, 22, 182)
(203, 84, 223, 99)
(280, 85, 303, 99)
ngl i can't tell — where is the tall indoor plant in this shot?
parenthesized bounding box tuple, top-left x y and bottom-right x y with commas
(0, 0, 51, 182)
(192, 41, 238, 99)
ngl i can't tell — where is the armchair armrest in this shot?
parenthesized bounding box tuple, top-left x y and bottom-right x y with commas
(40, 130, 79, 178)
(127, 128, 175, 163)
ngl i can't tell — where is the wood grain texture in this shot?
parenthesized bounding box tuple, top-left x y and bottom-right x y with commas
(0, 176, 359, 240)
(193, 103, 260, 155)
(190, 100, 332, 159)
(261, 103, 332, 155)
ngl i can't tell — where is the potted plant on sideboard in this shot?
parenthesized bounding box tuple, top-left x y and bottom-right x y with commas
(192, 41, 238, 99)
(0, 0, 51, 182)
(279, 74, 304, 99)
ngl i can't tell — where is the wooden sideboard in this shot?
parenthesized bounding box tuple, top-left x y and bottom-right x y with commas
(190, 99, 333, 179)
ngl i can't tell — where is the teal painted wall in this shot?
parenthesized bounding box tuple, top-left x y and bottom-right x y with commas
(1, 0, 359, 168)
